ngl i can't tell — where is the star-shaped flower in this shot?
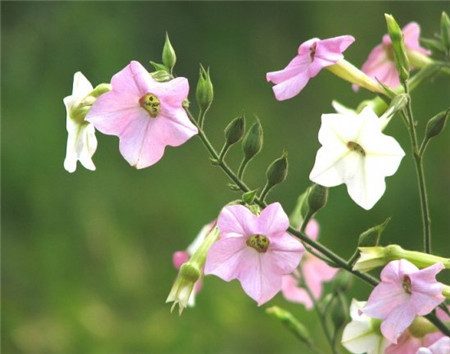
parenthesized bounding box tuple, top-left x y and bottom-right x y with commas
(309, 106, 405, 210)
(266, 35, 355, 100)
(355, 22, 431, 90)
(86, 61, 198, 169)
(363, 259, 445, 344)
(204, 203, 304, 305)
(63, 72, 98, 173)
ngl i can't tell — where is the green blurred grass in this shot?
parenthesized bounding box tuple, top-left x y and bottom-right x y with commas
(2, 2, 449, 353)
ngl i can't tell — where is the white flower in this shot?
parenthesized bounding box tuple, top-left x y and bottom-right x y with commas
(309, 106, 405, 210)
(63, 72, 97, 173)
(341, 299, 390, 354)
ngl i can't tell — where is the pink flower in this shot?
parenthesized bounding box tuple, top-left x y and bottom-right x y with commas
(86, 61, 198, 169)
(386, 330, 448, 354)
(417, 336, 450, 354)
(281, 220, 338, 309)
(355, 22, 431, 90)
(204, 202, 304, 305)
(363, 260, 445, 344)
(266, 35, 354, 100)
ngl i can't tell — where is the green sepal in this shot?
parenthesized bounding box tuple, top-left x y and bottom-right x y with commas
(196, 64, 214, 115)
(150, 61, 169, 72)
(242, 190, 258, 204)
(224, 115, 245, 146)
(162, 32, 177, 73)
(265, 151, 288, 188)
(242, 119, 263, 161)
(441, 11, 450, 53)
(228, 183, 240, 191)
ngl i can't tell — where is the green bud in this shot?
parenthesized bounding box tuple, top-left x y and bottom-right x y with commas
(242, 120, 263, 161)
(224, 115, 245, 145)
(150, 61, 168, 72)
(162, 33, 177, 73)
(441, 11, 450, 53)
(265, 151, 288, 188)
(385, 14, 410, 82)
(242, 190, 257, 204)
(289, 190, 308, 229)
(329, 292, 348, 333)
(90, 83, 112, 98)
(333, 271, 352, 293)
(425, 109, 449, 140)
(196, 64, 214, 114)
(266, 307, 313, 346)
(307, 183, 328, 216)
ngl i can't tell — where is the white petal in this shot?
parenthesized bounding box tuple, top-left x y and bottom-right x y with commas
(72, 72, 94, 99)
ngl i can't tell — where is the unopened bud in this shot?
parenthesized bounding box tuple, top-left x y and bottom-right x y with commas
(334, 271, 353, 293)
(266, 306, 313, 346)
(151, 70, 172, 82)
(385, 14, 410, 82)
(242, 120, 263, 161)
(224, 115, 245, 145)
(441, 11, 450, 53)
(266, 152, 288, 188)
(425, 109, 449, 140)
(162, 33, 177, 73)
(196, 65, 214, 114)
(307, 183, 328, 216)
(329, 292, 348, 332)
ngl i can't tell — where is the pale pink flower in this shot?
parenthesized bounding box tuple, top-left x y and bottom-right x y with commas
(363, 260, 445, 344)
(385, 330, 448, 354)
(281, 220, 338, 309)
(204, 203, 304, 305)
(355, 22, 431, 90)
(86, 61, 198, 169)
(417, 336, 450, 354)
(267, 35, 354, 100)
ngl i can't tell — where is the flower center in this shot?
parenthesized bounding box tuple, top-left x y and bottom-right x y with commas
(246, 234, 270, 253)
(347, 141, 366, 156)
(140, 93, 160, 117)
(309, 42, 317, 61)
(402, 275, 412, 294)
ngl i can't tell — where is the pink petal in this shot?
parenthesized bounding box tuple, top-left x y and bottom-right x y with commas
(381, 304, 416, 343)
(155, 77, 189, 108)
(271, 74, 310, 101)
(302, 256, 338, 298)
(173, 251, 189, 269)
(238, 256, 283, 305)
(266, 55, 310, 84)
(151, 109, 198, 147)
(380, 259, 418, 283)
(281, 275, 313, 308)
(266, 233, 304, 274)
(217, 204, 258, 238)
(305, 219, 319, 240)
(364, 281, 409, 319)
(257, 202, 290, 238)
(403, 22, 431, 55)
(312, 35, 355, 70)
(204, 237, 249, 281)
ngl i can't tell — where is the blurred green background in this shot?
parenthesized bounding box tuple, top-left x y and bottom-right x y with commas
(2, 1, 449, 353)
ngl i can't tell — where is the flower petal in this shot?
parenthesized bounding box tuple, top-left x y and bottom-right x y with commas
(217, 204, 258, 238)
(257, 202, 290, 238)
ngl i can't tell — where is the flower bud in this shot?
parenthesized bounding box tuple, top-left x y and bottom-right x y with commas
(334, 271, 353, 293)
(162, 33, 177, 73)
(266, 306, 313, 346)
(385, 14, 410, 82)
(224, 115, 245, 146)
(425, 109, 449, 140)
(329, 292, 348, 333)
(307, 183, 328, 216)
(265, 151, 288, 189)
(196, 65, 214, 114)
(242, 120, 263, 161)
(441, 11, 450, 53)
(358, 218, 390, 248)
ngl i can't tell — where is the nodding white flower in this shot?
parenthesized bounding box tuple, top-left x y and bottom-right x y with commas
(341, 299, 390, 354)
(63, 72, 98, 173)
(309, 106, 405, 210)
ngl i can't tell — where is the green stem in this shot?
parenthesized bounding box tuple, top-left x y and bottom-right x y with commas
(299, 268, 338, 354)
(402, 84, 432, 253)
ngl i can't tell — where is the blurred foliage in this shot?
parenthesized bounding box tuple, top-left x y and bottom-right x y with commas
(2, 2, 449, 353)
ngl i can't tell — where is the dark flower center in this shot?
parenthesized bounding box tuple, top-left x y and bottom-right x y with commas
(347, 141, 366, 156)
(310, 42, 317, 61)
(246, 234, 270, 253)
(140, 93, 160, 117)
(402, 275, 412, 294)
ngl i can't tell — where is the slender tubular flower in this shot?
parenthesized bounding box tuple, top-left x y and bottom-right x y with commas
(341, 299, 390, 354)
(86, 61, 198, 169)
(355, 22, 431, 90)
(309, 106, 405, 210)
(204, 203, 304, 305)
(266, 35, 354, 100)
(63, 72, 98, 173)
(363, 260, 445, 344)
(281, 220, 338, 308)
